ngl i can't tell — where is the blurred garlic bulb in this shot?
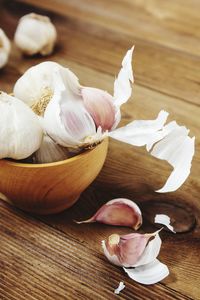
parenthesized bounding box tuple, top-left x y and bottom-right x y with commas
(0, 92, 43, 159)
(14, 13, 57, 56)
(34, 134, 70, 163)
(0, 28, 11, 68)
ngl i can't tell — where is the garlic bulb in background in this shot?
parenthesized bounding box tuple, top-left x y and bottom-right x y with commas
(34, 134, 70, 163)
(0, 92, 43, 159)
(0, 28, 11, 69)
(14, 13, 57, 56)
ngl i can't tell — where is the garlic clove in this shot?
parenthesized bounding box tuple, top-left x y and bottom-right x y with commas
(102, 231, 159, 268)
(33, 134, 70, 163)
(0, 28, 11, 69)
(43, 71, 98, 148)
(81, 87, 116, 131)
(76, 198, 142, 229)
(123, 259, 169, 285)
(14, 13, 57, 56)
(0, 92, 43, 159)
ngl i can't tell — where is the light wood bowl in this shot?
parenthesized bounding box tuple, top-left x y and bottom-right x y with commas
(0, 139, 108, 214)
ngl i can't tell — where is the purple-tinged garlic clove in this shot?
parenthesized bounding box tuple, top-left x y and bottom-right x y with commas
(81, 87, 116, 131)
(76, 198, 142, 230)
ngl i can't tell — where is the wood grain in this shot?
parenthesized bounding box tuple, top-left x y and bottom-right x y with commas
(0, 0, 200, 299)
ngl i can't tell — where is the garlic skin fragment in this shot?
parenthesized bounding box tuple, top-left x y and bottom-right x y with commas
(76, 198, 142, 230)
(34, 134, 70, 163)
(109, 110, 195, 193)
(14, 13, 57, 56)
(123, 259, 169, 285)
(114, 281, 125, 294)
(154, 214, 175, 233)
(0, 92, 43, 159)
(0, 28, 11, 69)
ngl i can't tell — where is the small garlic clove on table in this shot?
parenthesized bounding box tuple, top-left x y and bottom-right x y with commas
(0, 28, 11, 69)
(76, 198, 142, 229)
(14, 13, 57, 56)
(0, 92, 43, 160)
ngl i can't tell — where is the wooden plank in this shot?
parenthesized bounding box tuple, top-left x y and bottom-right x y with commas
(0, 1, 200, 106)
(16, 0, 200, 57)
(0, 203, 195, 300)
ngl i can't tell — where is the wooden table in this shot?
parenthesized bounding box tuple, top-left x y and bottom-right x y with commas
(0, 0, 200, 299)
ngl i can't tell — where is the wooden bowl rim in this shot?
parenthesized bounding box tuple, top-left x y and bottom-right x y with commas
(0, 138, 108, 169)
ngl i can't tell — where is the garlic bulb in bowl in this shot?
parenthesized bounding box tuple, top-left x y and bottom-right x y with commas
(0, 28, 11, 68)
(14, 13, 57, 56)
(0, 92, 43, 159)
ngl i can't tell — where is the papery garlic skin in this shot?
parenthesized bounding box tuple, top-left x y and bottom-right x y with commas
(0, 28, 11, 69)
(0, 92, 43, 159)
(14, 13, 57, 56)
(76, 198, 142, 230)
(34, 134, 70, 163)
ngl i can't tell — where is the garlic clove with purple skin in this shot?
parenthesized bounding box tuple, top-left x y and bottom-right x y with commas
(81, 87, 116, 131)
(76, 198, 142, 230)
(102, 230, 161, 268)
(102, 231, 159, 268)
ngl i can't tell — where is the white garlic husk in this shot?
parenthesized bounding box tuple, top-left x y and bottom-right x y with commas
(0, 28, 11, 69)
(0, 92, 43, 159)
(34, 134, 70, 163)
(14, 13, 57, 56)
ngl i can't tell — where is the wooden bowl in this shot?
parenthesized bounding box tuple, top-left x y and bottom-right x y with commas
(0, 138, 108, 214)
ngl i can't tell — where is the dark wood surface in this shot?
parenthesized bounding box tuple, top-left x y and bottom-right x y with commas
(0, 0, 200, 299)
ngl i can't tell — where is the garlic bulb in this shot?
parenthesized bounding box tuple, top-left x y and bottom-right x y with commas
(14, 13, 57, 56)
(34, 134, 70, 163)
(0, 28, 11, 69)
(0, 92, 43, 159)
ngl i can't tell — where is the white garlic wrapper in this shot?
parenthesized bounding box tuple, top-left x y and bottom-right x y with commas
(0, 28, 11, 69)
(14, 13, 57, 56)
(0, 92, 43, 159)
(34, 134, 70, 163)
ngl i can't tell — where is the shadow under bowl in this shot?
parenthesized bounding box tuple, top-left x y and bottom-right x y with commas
(0, 138, 108, 215)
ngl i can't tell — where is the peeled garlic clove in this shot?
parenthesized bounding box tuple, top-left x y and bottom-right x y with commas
(102, 230, 160, 268)
(0, 92, 43, 159)
(0, 28, 11, 69)
(76, 198, 142, 229)
(14, 13, 57, 56)
(81, 87, 116, 131)
(34, 134, 70, 163)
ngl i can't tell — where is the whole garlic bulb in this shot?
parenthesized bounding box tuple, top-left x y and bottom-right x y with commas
(0, 28, 11, 68)
(14, 13, 57, 56)
(0, 92, 43, 159)
(13, 61, 116, 148)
